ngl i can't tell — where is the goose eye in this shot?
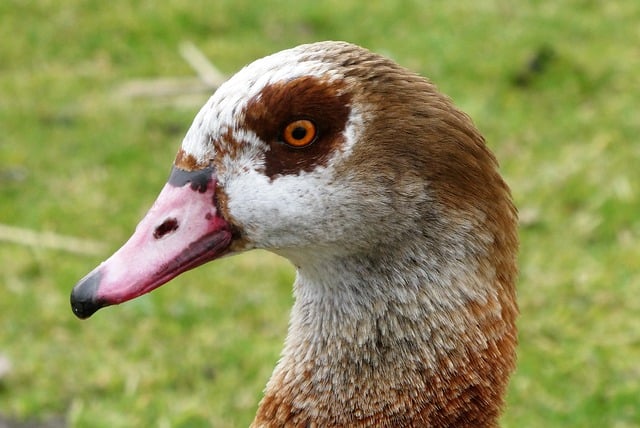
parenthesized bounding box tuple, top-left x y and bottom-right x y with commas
(282, 119, 317, 147)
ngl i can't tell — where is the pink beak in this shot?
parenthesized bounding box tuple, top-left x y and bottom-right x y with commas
(70, 165, 233, 319)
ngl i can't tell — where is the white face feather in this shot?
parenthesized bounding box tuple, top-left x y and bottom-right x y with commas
(222, 112, 367, 257)
(178, 43, 366, 256)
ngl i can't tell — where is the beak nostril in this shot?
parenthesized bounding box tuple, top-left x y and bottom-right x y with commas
(154, 218, 179, 239)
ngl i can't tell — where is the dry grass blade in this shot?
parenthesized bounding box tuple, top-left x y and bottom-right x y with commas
(0, 224, 107, 256)
(179, 41, 227, 87)
(114, 42, 227, 100)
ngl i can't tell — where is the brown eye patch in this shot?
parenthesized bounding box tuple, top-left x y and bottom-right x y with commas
(244, 76, 352, 179)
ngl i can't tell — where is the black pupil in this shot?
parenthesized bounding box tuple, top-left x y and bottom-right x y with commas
(291, 126, 307, 140)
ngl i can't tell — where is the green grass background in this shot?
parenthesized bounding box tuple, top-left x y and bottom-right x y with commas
(1, 1, 639, 426)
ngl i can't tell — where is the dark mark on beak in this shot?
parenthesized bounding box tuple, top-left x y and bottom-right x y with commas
(168, 165, 215, 193)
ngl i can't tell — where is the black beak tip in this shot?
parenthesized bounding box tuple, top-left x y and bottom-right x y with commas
(70, 298, 103, 319)
(70, 270, 107, 319)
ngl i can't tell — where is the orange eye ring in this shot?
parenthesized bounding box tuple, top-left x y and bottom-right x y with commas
(282, 119, 317, 148)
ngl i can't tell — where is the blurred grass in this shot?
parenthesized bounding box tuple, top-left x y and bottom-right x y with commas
(1, 0, 639, 427)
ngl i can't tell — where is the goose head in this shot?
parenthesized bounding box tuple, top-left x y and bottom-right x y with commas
(71, 41, 518, 427)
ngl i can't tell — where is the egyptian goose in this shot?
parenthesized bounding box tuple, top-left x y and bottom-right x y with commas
(71, 41, 518, 427)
